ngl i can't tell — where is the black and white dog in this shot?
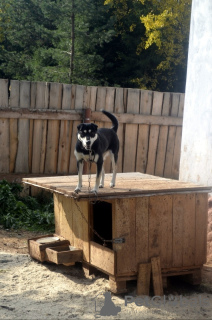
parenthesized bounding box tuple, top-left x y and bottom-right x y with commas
(74, 110, 119, 193)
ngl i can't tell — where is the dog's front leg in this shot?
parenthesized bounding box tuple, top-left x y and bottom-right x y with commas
(75, 160, 83, 193)
(99, 165, 105, 188)
(91, 159, 103, 193)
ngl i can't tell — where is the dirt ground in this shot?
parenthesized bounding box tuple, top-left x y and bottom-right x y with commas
(1, 228, 212, 319)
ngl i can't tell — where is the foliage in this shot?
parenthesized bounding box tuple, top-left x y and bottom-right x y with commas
(136, 0, 192, 91)
(0, 180, 54, 231)
(0, 0, 191, 92)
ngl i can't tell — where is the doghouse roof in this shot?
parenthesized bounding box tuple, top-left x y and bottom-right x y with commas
(22, 172, 212, 201)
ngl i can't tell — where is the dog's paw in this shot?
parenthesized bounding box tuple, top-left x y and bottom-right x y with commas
(99, 184, 104, 188)
(91, 188, 98, 195)
(74, 187, 81, 193)
(110, 183, 115, 188)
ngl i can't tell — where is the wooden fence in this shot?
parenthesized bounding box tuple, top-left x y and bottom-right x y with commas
(0, 78, 184, 179)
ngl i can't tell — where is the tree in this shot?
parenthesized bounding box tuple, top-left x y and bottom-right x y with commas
(136, 0, 192, 91)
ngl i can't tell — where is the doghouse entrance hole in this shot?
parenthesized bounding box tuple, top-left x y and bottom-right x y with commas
(92, 201, 112, 249)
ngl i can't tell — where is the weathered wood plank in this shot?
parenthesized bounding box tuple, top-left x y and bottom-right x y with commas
(57, 120, 73, 174)
(155, 92, 171, 176)
(0, 119, 10, 173)
(182, 194, 196, 267)
(0, 79, 9, 107)
(57, 84, 73, 174)
(15, 81, 31, 173)
(195, 193, 208, 265)
(137, 263, 151, 296)
(90, 241, 115, 275)
(114, 198, 136, 275)
(164, 93, 180, 178)
(115, 88, 125, 173)
(148, 195, 172, 268)
(172, 94, 185, 179)
(123, 89, 140, 172)
(96, 86, 107, 111)
(135, 197, 149, 263)
(136, 90, 152, 173)
(0, 108, 183, 125)
(72, 199, 90, 261)
(151, 257, 164, 296)
(44, 83, 62, 174)
(146, 91, 164, 175)
(32, 82, 49, 173)
(9, 80, 20, 172)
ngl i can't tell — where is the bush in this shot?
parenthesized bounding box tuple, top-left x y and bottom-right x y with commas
(0, 180, 54, 231)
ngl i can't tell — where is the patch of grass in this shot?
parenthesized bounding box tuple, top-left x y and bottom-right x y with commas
(0, 180, 54, 232)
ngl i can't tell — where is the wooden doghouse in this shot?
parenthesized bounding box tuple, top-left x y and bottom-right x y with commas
(23, 173, 210, 293)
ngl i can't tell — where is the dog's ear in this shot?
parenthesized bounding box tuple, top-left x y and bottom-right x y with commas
(77, 124, 84, 132)
(91, 123, 98, 132)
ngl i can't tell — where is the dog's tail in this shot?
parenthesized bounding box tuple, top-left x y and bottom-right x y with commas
(102, 110, 118, 133)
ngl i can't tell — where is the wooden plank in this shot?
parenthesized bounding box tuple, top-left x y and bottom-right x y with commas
(146, 91, 164, 175)
(15, 81, 31, 173)
(32, 82, 49, 173)
(103, 87, 116, 172)
(114, 198, 136, 275)
(62, 84, 72, 110)
(115, 88, 125, 173)
(75, 85, 86, 109)
(173, 194, 184, 267)
(57, 84, 73, 174)
(54, 195, 89, 263)
(151, 257, 163, 296)
(171, 94, 185, 179)
(90, 241, 115, 275)
(0, 108, 182, 125)
(88, 86, 97, 111)
(135, 197, 149, 263)
(173, 194, 196, 267)
(136, 90, 152, 173)
(164, 93, 180, 178)
(182, 194, 196, 267)
(9, 80, 19, 172)
(195, 193, 208, 265)
(57, 120, 73, 174)
(44, 83, 62, 174)
(0, 119, 9, 173)
(0, 79, 9, 107)
(54, 194, 74, 245)
(69, 120, 81, 175)
(72, 198, 90, 261)
(155, 93, 171, 176)
(96, 86, 107, 111)
(137, 263, 151, 296)
(123, 89, 140, 172)
(148, 195, 173, 268)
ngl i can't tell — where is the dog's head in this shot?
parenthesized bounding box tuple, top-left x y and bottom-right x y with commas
(77, 123, 98, 150)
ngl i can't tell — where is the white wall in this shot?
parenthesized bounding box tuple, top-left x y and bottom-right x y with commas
(179, 0, 212, 186)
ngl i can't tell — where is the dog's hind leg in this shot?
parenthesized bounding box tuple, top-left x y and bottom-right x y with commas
(75, 160, 83, 193)
(110, 152, 117, 188)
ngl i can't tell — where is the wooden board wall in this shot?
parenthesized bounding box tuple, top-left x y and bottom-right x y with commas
(0, 79, 184, 179)
(113, 194, 207, 276)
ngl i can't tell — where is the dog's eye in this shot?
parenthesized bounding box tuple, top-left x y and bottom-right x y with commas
(90, 132, 95, 137)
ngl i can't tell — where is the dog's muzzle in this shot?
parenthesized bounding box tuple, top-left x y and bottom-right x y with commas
(85, 139, 91, 150)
